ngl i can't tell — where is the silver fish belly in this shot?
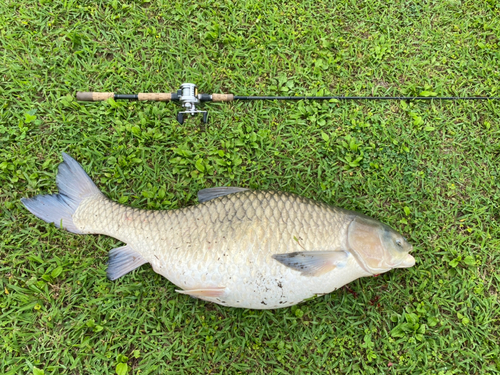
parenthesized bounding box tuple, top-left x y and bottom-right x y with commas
(22, 153, 415, 309)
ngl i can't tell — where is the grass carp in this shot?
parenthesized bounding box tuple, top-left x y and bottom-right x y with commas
(21, 153, 415, 309)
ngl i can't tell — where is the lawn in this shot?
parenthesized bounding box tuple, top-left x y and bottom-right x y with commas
(1, 0, 499, 373)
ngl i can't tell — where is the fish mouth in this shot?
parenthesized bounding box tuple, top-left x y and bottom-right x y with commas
(395, 253, 416, 268)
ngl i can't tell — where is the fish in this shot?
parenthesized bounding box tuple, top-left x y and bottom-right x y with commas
(21, 153, 415, 309)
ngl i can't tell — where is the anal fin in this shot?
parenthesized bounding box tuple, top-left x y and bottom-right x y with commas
(175, 287, 226, 298)
(272, 250, 349, 277)
(107, 245, 147, 280)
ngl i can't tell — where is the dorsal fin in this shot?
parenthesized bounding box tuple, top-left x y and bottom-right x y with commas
(197, 187, 250, 203)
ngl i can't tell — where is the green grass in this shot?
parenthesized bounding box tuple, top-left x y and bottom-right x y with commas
(1, 0, 500, 373)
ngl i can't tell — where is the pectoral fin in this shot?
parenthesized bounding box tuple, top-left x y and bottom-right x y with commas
(272, 251, 349, 277)
(175, 287, 226, 298)
(107, 245, 147, 281)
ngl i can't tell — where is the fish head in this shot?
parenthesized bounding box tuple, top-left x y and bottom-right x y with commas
(347, 216, 415, 274)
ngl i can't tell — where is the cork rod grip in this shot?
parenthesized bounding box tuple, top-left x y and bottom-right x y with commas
(77, 92, 114, 101)
(212, 94, 234, 102)
(137, 93, 172, 101)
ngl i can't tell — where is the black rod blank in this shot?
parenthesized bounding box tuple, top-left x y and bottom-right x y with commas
(233, 96, 500, 101)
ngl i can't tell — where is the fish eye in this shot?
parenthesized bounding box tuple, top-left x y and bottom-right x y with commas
(395, 239, 403, 247)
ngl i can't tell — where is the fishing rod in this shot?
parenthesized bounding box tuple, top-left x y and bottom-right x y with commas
(76, 82, 500, 124)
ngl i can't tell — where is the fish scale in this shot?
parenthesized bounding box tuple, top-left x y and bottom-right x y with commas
(21, 153, 415, 309)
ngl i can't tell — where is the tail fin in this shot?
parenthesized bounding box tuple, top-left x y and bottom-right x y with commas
(21, 152, 102, 234)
